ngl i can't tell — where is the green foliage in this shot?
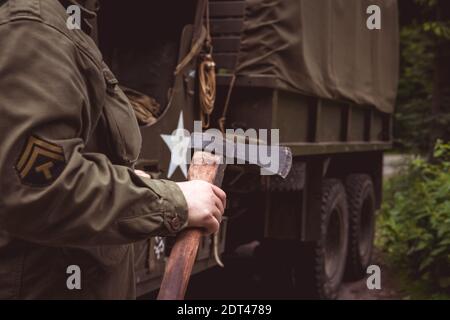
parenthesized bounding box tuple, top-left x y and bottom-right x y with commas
(423, 21, 450, 39)
(415, 0, 450, 41)
(394, 0, 450, 152)
(378, 141, 450, 293)
(395, 25, 434, 151)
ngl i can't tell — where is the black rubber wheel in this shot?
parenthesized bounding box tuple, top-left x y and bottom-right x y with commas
(293, 179, 349, 299)
(344, 174, 376, 280)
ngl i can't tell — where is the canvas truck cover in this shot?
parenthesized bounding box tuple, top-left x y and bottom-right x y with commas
(235, 0, 399, 114)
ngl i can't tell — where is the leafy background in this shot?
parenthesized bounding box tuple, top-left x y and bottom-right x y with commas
(377, 0, 450, 299)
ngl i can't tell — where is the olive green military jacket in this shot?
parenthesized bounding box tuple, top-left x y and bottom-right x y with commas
(0, 0, 188, 299)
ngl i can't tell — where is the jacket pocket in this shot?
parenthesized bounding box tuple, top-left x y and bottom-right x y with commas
(102, 62, 142, 166)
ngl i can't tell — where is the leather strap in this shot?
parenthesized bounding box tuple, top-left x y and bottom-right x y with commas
(174, 26, 207, 76)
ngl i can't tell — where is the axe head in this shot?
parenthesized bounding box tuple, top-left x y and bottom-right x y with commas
(190, 132, 293, 179)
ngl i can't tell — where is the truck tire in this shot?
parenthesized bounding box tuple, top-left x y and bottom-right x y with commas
(294, 179, 349, 299)
(344, 174, 376, 280)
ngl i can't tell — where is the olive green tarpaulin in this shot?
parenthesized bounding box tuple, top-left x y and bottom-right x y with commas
(236, 0, 399, 114)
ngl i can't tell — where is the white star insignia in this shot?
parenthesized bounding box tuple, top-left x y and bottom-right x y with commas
(161, 112, 191, 178)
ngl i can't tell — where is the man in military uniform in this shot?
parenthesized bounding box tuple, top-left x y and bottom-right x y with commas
(0, 0, 225, 299)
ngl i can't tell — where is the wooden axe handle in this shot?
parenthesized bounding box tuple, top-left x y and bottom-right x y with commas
(157, 151, 225, 300)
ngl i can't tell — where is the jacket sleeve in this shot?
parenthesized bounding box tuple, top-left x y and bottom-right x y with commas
(0, 21, 188, 247)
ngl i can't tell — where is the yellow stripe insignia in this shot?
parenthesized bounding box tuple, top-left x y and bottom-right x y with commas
(15, 136, 66, 187)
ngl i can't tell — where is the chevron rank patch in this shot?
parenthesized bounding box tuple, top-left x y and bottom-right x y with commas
(15, 136, 66, 187)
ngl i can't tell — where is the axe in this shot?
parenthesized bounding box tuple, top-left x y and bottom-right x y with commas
(157, 134, 292, 300)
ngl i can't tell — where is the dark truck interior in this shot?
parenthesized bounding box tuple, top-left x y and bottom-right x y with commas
(97, 0, 197, 122)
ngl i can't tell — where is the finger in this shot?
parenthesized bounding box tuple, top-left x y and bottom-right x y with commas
(203, 215, 220, 235)
(211, 185, 227, 209)
(211, 207, 223, 224)
(213, 193, 224, 215)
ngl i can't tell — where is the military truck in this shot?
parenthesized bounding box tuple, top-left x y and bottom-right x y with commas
(94, 0, 399, 299)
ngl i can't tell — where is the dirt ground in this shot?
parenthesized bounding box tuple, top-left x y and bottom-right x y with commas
(383, 154, 413, 178)
(184, 249, 402, 300)
(337, 250, 403, 300)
